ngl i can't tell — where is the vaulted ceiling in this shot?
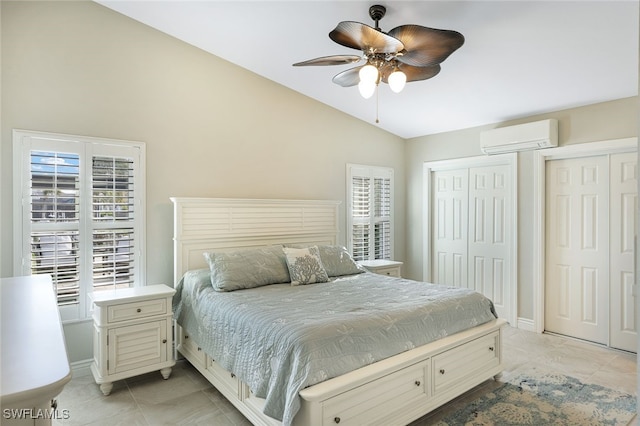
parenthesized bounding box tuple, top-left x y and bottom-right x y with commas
(97, 1, 639, 139)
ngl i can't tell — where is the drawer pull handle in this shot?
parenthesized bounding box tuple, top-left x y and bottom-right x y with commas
(197, 347, 202, 351)
(136, 308, 142, 313)
(185, 335, 189, 339)
(439, 369, 446, 375)
(489, 346, 495, 351)
(231, 373, 236, 379)
(162, 339, 167, 344)
(334, 417, 341, 424)
(415, 380, 421, 387)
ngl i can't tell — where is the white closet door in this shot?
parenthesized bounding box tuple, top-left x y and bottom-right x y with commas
(431, 169, 469, 288)
(468, 165, 512, 321)
(431, 164, 513, 321)
(545, 156, 609, 344)
(610, 152, 637, 352)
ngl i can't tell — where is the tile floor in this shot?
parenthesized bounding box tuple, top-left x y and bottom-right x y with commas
(54, 326, 637, 425)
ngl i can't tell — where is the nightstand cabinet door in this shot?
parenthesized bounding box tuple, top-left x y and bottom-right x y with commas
(107, 319, 168, 375)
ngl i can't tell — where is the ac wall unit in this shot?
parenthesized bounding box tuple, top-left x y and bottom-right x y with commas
(480, 119, 558, 155)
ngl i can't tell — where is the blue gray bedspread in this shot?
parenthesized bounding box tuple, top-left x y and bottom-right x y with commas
(173, 270, 497, 425)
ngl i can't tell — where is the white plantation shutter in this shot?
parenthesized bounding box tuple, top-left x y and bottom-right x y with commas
(91, 156, 136, 290)
(373, 176, 392, 259)
(13, 130, 145, 321)
(347, 164, 394, 262)
(29, 150, 82, 305)
(351, 175, 371, 260)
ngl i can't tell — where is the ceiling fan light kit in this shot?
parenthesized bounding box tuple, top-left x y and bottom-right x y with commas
(293, 4, 464, 101)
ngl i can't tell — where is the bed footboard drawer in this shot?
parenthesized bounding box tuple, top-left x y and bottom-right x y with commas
(322, 361, 428, 426)
(433, 330, 499, 395)
(179, 328, 207, 367)
(207, 359, 240, 398)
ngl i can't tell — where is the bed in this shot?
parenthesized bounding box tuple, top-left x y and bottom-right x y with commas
(171, 197, 506, 426)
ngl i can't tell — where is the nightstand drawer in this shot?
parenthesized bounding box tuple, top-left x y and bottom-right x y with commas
(374, 266, 401, 277)
(107, 298, 167, 323)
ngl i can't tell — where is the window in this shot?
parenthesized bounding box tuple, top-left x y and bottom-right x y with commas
(13, 130, 145, 322)
(346, 164, 394, 262)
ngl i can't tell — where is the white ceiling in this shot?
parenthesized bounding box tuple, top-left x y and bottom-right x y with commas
(97, 1, 639, 139)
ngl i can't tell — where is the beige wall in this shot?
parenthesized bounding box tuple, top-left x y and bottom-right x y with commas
(1, 1, 405, 361)
(405, 96, 639, 321)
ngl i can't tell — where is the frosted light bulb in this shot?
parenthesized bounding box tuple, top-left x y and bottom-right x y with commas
(359, 64, 379, 84)
(388, 70, 407, 93)
(358, 80, 376, 99)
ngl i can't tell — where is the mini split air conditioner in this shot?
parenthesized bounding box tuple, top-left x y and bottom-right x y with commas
(480, 119, 558, 155)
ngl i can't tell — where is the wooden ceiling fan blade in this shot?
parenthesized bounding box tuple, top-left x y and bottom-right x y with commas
(332, 66, 363, 87)
(330, 21, 404, 54)
(293, 55, 362, 66)
(380, 63, 441, 84)
(389, 25, 464, 67)
(403, 63, 441, 83)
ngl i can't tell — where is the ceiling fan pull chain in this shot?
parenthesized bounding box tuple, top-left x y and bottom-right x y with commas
(375, 86, 380, 124)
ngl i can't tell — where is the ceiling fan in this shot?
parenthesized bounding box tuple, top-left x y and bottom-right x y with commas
(293, 5, 465, 99)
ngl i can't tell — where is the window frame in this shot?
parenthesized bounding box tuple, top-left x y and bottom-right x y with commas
(13, 129, 146, 323)
(346, 163, 394, 262)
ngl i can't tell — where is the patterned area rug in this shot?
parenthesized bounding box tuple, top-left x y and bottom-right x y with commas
(436, 372, 636, 425)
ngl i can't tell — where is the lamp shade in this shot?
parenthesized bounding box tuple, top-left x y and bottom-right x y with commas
(388, 70, 407, 93)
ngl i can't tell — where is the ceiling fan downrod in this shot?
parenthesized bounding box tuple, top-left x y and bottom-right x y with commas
(369, 5, 386, 31)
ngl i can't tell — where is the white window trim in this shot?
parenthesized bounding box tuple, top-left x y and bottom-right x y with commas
(12, 129, 146, 323)
(346, 163, 394, 261)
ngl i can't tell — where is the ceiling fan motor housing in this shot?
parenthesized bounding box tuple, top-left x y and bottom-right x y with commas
(369, 5, 386, 29)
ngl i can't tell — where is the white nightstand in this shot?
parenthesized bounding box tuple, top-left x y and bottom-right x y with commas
(358, 259, 403, 277)
(90, 284, 176, 396)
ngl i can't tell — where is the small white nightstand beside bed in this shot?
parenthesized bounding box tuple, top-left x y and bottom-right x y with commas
(90, 284, 176, 396)
(358, 259, 403, 277)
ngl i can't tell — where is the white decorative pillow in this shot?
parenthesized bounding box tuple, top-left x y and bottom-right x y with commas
(282, 246, 329, 286)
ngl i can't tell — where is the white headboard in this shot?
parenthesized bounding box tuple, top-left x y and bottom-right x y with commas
(170, 197, 341, 284)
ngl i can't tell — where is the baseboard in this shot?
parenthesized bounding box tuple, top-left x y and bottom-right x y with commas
(70, 359, 93, 377)
(517, 317, 535, 332)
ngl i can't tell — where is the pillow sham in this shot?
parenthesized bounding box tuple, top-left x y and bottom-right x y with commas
(282, 246, 329, 285)
(203, 245, 290, 292)
(285, 244, 365, 277)
(316, 245, 365, 277)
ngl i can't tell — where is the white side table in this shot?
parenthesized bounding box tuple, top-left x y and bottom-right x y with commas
(358, 259, 403, 277)
(90, 284, 176, 396)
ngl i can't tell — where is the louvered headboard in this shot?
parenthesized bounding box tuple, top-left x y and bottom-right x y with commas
(170, 197, 341, 284)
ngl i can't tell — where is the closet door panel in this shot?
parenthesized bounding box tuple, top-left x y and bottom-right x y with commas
(545, 156, 608, 344)
(610, 152, 637, 352)
(431, 169, 468, 288)
(468, 165, 511, 320)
